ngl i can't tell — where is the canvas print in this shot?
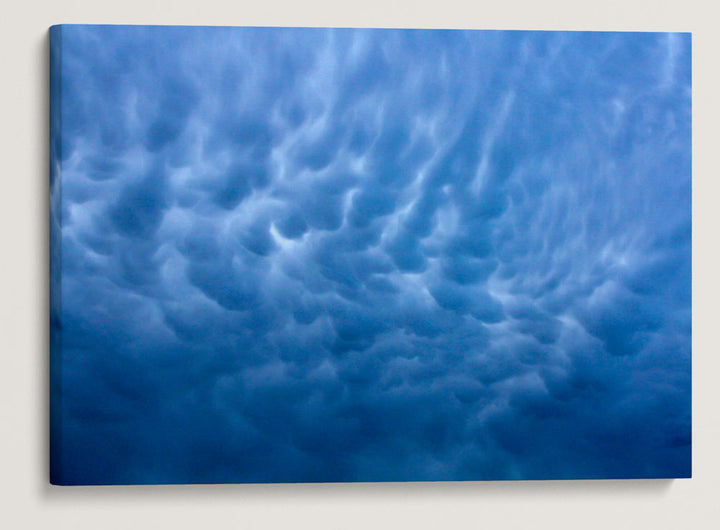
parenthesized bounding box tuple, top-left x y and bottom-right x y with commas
(49, 25, 691, 484)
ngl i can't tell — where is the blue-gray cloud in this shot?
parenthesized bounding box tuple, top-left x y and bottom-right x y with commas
(50, 26, 691, 484)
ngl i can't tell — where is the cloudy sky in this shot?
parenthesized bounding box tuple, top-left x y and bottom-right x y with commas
(50, 25, 691, 484)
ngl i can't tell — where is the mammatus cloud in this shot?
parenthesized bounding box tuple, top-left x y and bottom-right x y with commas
(50, 26, 691, 484)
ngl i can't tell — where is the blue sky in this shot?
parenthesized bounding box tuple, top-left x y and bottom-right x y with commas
(50, 25, 691, 484)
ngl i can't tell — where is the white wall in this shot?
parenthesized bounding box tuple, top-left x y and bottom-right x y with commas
(2, 1, 718, 528)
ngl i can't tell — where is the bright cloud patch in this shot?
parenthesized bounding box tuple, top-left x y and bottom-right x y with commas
(50, 26, 691, 484)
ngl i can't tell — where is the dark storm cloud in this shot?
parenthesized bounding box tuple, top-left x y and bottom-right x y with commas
(52, 26, 691, 484)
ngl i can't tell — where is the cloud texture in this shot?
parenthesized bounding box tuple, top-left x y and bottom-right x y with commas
(50, 26, 691, 484)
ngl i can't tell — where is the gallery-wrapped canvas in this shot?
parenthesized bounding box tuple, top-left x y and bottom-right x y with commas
(49, 24, 691, 485)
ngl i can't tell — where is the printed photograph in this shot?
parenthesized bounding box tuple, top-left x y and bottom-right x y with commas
(50, 25, 691, 484)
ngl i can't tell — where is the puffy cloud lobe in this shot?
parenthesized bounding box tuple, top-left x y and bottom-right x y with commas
(52, 26, 691, 484)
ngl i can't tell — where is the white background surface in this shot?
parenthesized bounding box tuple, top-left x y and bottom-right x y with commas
(1, 1, 718, 528)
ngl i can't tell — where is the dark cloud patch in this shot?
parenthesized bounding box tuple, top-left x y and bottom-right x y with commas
(441, 256, 498, 285)
(186, 258, 261, 312)
(275, 209, 309, 239)
(52, 26, 691, 484)
(237, 217, 277, 256)
(144, 76, 201, 152)
(211, 113, 278, 159)
(108, 165, 168, 240)
(385, 230, 427, 273)
(210, 162, 256, 210)
(348, 188, 399, 228)
(575, 281, 665, 357)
